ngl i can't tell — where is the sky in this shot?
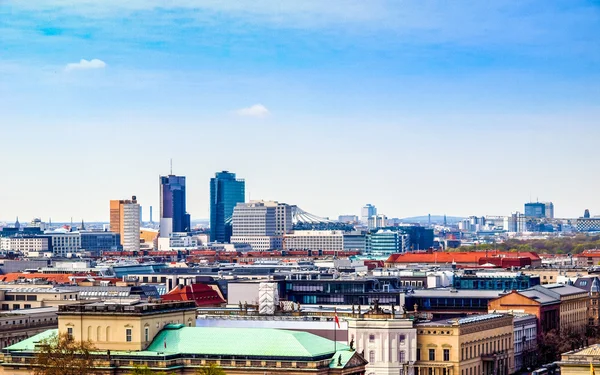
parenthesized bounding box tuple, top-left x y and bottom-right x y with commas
(1, 0, 600, 222)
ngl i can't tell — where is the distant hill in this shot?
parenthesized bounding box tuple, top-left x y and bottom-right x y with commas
(400, 215, 465, 224)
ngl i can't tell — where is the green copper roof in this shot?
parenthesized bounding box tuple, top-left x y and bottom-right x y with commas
(329, 349, 357, 368)
(5, 329, 58, 351)
(148, 324, 348, 359)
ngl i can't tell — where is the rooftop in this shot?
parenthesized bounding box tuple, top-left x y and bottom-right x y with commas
(57, 300, 196, 315)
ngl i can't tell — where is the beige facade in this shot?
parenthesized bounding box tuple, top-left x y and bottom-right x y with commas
(0, 288, 79, 311)
(416, 314, 514, 375)
(57, 300, 197, 351)
(557, 344, 600, 375)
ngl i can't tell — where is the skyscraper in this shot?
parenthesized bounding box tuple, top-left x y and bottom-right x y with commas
(109, 196, 140, 252)
(361, 204, 377, 224)
(210, 171, 245, 243)
(159, 175, 190, 238)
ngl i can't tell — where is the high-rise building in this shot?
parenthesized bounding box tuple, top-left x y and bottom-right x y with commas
(524, 202, 546, 218)
(230, 201, 291, 250)
(210, 171, 245, 243)
(109, 196, 140, 252)
(366, 229, 409, 256)
(368, 214, 387, 229)
(544, 202, 554, 219)
(361, 204, 377, 224)
(159, 175, 190, 238)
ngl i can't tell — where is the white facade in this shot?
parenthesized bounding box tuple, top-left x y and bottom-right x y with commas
(368, 214, 388, 230)
(231, 201, 291, 250)
(348, 318, 417, 375)
(513, 315, 537, 371)
(230, 236, 282, 251)
(122, 201, 140, 252)
(0, 237, 50, 253)
(283, 230, 344, 251)
(157, 232, 199, 250)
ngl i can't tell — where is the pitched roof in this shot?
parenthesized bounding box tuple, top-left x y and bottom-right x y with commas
(0, 273, 75, 284)
(148, 324, 348, 359)
(161, 283, 225, 307)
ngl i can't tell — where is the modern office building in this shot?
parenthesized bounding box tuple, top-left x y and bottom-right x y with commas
(365, 229, 408, 257)
(452, 271, 540, 291)
(524, 202, 546, 218)
(343, 232, 367, 252)
(368, 214, 388, 230)
(230, 201, 292, 251)
(0, 236, 51, 253)
(159, 175, 190, 238)
(109, 196, 140, 252)
(338, 215, 359, 223)
(80, 231, 121, 256)
(283, 230, 345, 252)
(544, 202, 555, 219)
(209, 171, 245, 243)
(576, 217, 600, 232)
(361, 204, 377, 224)
(47, 232, 81, 257)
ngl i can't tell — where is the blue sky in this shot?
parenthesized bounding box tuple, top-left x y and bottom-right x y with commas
(1, 0, 599, 222)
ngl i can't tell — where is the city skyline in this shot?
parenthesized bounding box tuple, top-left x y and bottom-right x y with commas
(2, 1, 600, 221)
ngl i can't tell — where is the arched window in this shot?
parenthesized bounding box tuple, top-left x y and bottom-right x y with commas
(106, 326, 111, 341)
(87, 326, 92, 340)
(399, 350, 406, 363)
(97, 326, 102, 341)
(369, 350, 375, 363)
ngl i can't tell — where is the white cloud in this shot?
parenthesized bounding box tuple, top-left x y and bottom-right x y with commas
(65, 59, 106, 72)
(235, 104, 270, 118)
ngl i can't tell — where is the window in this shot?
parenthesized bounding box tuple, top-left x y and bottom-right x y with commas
(144, 327, 149, 342)
(126, 328, 132, 342)
(399, 334, 406, 345)
(369, 334, 375, 342)
(416, 349, 421, 361)
(67, 327, 73, 338)
(369, 351, 375, 363)
(444, 349, 450, 361)
(24, 304, 31, 309)
(429, 349, 435, 361)
(399, 350, 406, 363)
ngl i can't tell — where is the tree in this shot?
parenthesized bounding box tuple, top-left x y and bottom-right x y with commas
(196, 363, 226, 375)
(34, 332, 96, 375)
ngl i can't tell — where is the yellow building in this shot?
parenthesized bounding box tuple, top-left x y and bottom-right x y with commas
(557, 344, 600, 375)
(416, 314, 514, 375)
(58, 299, 197, 351)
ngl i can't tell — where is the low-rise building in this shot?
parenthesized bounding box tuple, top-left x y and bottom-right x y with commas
(512, 314, 537, 372)
(284, 230, 345, 252)
(0, 307, 58, 349)
(557, 344, 600, 375)
(415, 314, 515, 375)
(0, 287, 80, 311)
(488, 289, 560, 334)
(0, 300, 367, 374)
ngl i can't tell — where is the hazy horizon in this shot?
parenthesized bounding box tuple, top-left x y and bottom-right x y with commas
(2, 1, 599, 222)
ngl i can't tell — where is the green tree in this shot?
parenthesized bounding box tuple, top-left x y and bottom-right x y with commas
(34, 332, 96, 375)
(196, 363, 226, 375)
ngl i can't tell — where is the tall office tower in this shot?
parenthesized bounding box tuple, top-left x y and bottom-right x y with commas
(361, 204, 377, 224)
(524, 202, 546, 218)
(544, 202, 554, 219)
(230, 201, 292, 250)
(210, 171, 245, 243)
(159, 175, 190, 238)
(109, 196, 141, 252)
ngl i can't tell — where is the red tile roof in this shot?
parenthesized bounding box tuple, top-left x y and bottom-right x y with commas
(385, 251, 541, 264)
(0, 272, 76, 284)
(161, 283, 225, 307)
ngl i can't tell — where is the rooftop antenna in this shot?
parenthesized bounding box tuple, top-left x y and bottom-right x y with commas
(170, 158, 173, 175)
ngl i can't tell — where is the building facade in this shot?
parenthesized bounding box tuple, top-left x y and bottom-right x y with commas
(283, 230, 345, 252)
(210, 171, 245, 243)
(349, 317, 417, 375)
(230, 201, 292, 251)
(109, 196, 141, 252)
(415, 314, 514, 375)
(361, 204, 377, 225)
(366, 230, 409, 257)
(159, 175, 190, 238)
(512, 314, 537, 372)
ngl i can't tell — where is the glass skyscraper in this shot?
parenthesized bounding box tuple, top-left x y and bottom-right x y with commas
(160, 175, 190, 237)
(210, 171, 245, 243)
